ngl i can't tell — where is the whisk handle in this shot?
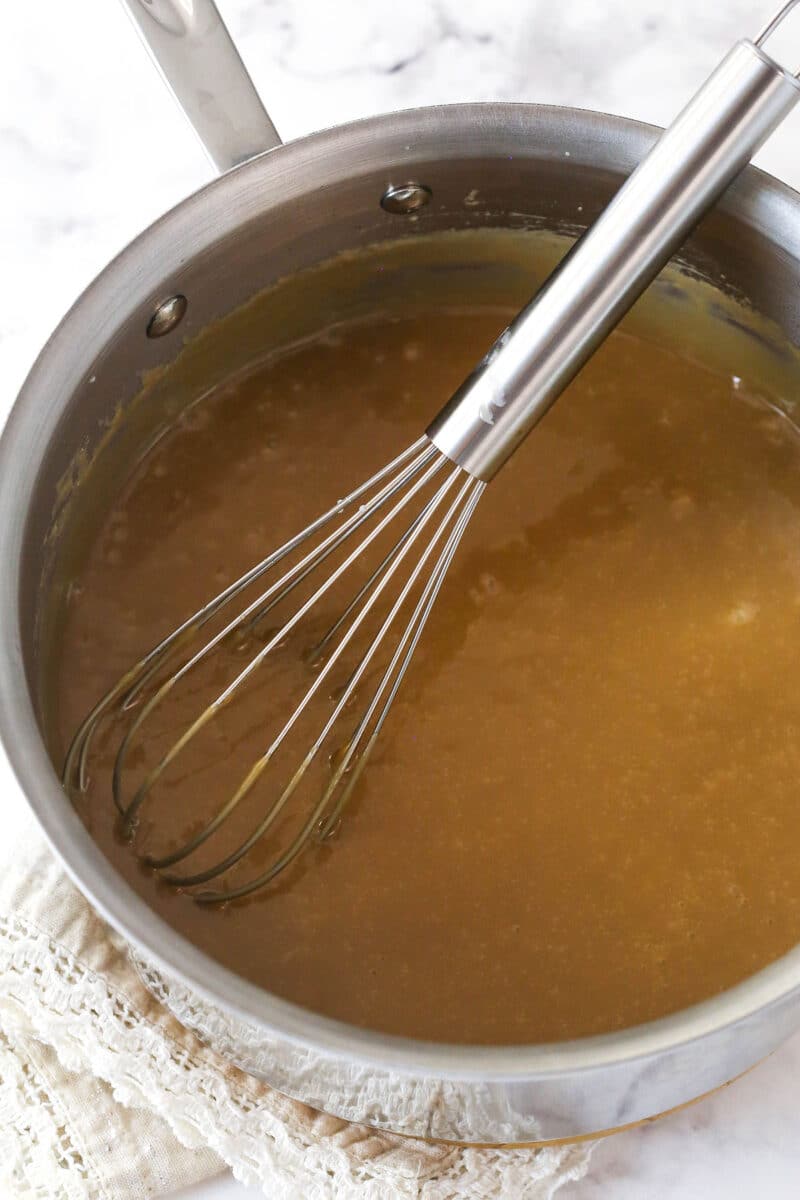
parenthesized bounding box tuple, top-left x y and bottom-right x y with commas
(427, 35, 800, 482)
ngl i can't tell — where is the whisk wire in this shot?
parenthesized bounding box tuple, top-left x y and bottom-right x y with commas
(189, 474, 485, 903)
(117, 444, 446, 835)
(63, 435, 432, 795)
(150, 462, 467, 881)
(317, 475, 485, 841)
(65, 433, 485, 901)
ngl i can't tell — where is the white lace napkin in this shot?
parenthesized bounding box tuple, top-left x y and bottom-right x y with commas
(0, 796, 593, 1199)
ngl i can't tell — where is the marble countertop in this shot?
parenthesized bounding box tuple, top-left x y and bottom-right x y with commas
(4, 0, 800, 1196)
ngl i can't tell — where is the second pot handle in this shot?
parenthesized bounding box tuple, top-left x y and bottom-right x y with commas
(120, 0, 282, 173)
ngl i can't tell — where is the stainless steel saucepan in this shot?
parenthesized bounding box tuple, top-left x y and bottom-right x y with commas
(3, 0, 800, 1145)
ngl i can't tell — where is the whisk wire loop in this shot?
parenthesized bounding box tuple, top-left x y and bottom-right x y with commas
(156, 468, 480, 894)
(143, 458, 458, 873)
(65, 436, 483, 901)
(188, 473, 485, 903)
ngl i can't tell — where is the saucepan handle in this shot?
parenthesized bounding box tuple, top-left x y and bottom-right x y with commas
(119, 0, 282, 173)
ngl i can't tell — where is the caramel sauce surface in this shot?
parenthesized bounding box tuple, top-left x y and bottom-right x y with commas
(54, 249, 800, 1044)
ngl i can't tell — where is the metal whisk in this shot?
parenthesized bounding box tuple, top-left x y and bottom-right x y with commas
(64, 7, 800, 900)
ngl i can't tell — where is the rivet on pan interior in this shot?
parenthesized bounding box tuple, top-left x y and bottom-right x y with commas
(380, 183, 432, 215)
(147, 294, 188, 338)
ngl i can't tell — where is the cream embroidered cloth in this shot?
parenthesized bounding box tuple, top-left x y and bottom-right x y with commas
(0, 796, 593, 1199)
